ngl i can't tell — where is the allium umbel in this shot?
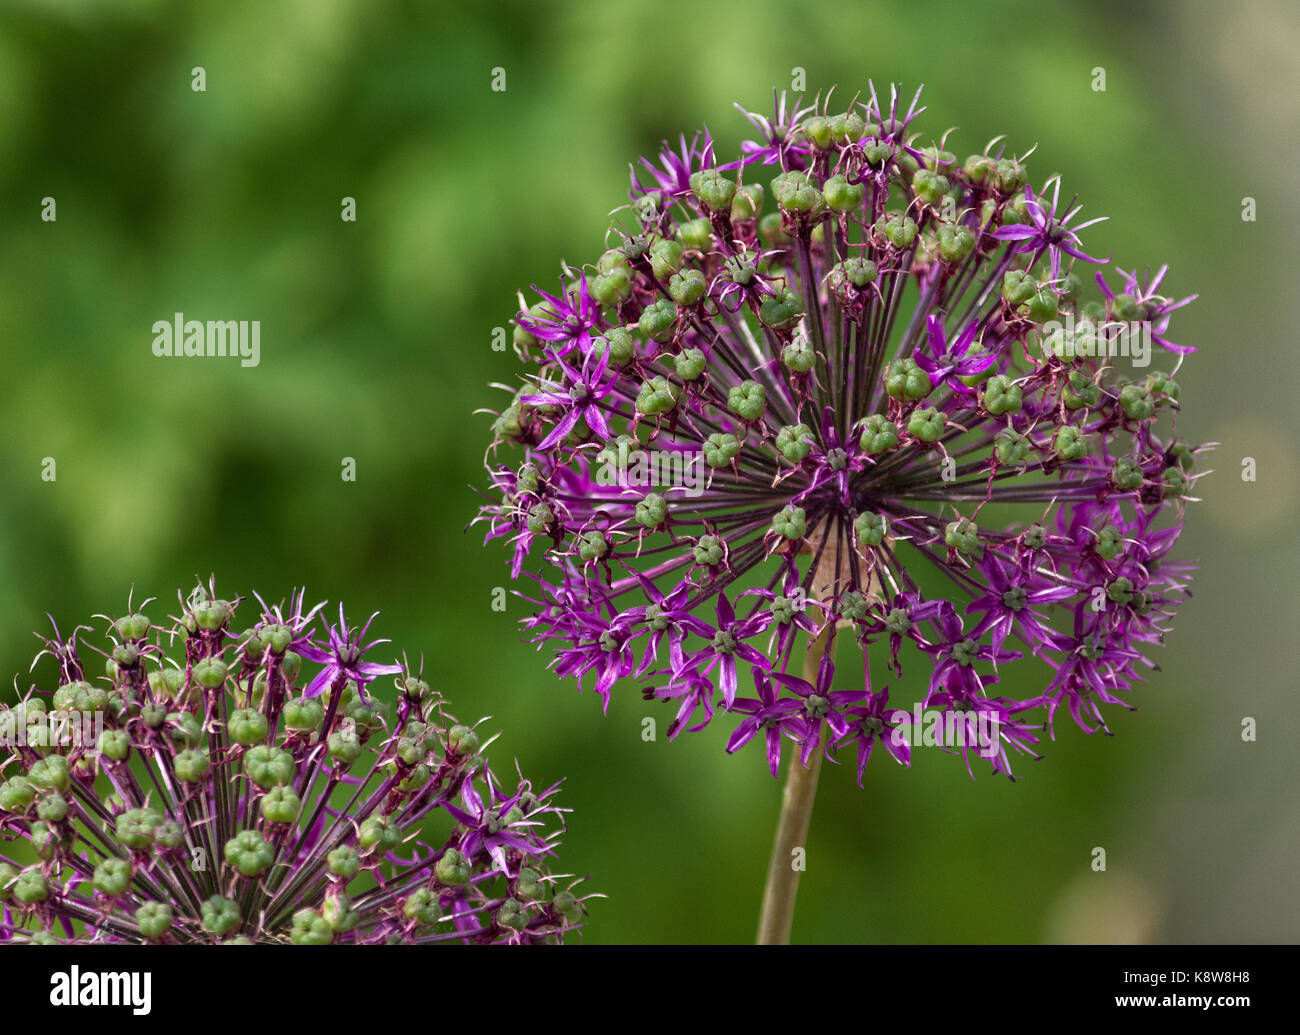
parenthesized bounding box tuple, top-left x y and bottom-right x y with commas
(0, 582, 594, 944)
(478, 84, 1203, 786)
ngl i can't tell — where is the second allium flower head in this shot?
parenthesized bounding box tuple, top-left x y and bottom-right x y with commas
(478, 83, 1202, 783)
(0, 582, 594, 944)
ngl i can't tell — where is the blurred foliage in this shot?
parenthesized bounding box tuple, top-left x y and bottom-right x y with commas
(0, 0, 1296, 943)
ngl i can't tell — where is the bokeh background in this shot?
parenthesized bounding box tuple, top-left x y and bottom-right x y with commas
(0, 0, 1296, 943)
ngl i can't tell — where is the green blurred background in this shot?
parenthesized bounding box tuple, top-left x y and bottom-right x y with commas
(0, 0, 1296, 943)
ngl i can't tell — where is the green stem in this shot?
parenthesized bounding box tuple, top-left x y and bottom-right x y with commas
(756, 619, 833, 945)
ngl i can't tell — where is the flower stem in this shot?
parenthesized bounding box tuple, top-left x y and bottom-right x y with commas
(756, 619, 833, 945)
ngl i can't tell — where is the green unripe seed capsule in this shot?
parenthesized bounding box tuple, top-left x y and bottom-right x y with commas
(115, 808, 163, 850)
(727, 380, 767, 421)
(631, 493, 666, 530)
(858, 415, 900, 454)
(703, 433, 742, 468)
(983, 375, 1023, 415)
(637, 299, 677, 343)
(201, 896, 241, 936)
(224, 830, 275, 878)
(772, 505, 806, 540)
(885, 358, 933, 400)
(136, 902, 173, 940)
(775, 424, 814, 463)
(668, 269, 706, 306)
(28, 756, 71, 794)
(245, 745, 296, 788)
(1113, 456, 1145, 490)
(1053, 426, 1089, 461)
(676, 216, 713, 251)
(283, 696, 325, 731)
(260, 786, 302, 824)
(227, 708, 268, 746)
(174, 749, 210, 782)
(731, 183, 764, 222)
(290, 909, 334, 945)
(435, 847, 472, 886)
(328, 846, 362, 880)
(781, 334, 816, 373)
(690, 169, 736, 213)
(760, 287, 804, 330)
(995, 429, 1033, 465)
(907, 407, 945, 442)
(693, 534, 724, 567)
(822, 174, 865, 212)
(447, 725, 480, 756)
(37, 792, 69, 823)
(13, 869, 49, 905)
(648, 239, 684, 280)
(497, 897, 529, 932)
(855, 512, 888, 547)
(93, 858, 133, 897)
(944, 517, 981, 554)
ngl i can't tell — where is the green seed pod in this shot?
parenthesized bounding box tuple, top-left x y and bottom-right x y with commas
(201, 895, 241, 937)
(727, 380, 767, 421)
(703, 432, 742, 468)
(435, 847, 472, 887)
(635, 492, 667, 528)
(983, 375, 1023, 415)
(403, 888, 440, 925)
(283, 696, 325, 731)
(775, 424, 815, 464)
(635, 375, 681, 416)
(13, 869, 50, 905)
(854, 512, 888, 547)
(115, 807, 164, 851)
(690, 169, 737, 213)
(858, 414, 900, 454)
(668, 268, 707, 306)
(1053, 426, 1089, 461)
(944, 517, 981, 554)
(822, 174, 865, 212)
(260, 786, 302, 824)
(224, 830, 275, 878)
(674, 348, 707, 382)
(731, 182, 764, 222)
(759, 287, 804, 330)
(648, 239, 684, 280)
(136, 902, 174, 940)
(167, 711, 204, 747)
(781, 334, 816, 373)
(771, 505, 806, 540)
(28, 756, 71, 794)
(36, 792, 69, 823)
(245, 745, 296, 788)
(173, 748, 210, 783)
(93, 858, 133, 897)
(907, 407, 945, 442)
(447, 724, 480, 756)
(692, 534, 724, 567)
(1112, 456, 1145, 490)
(885, 358, 933, 400)
(358, 815, 402, 852)
(227, 708, 269, 746)
(995, 429, 1033, 466)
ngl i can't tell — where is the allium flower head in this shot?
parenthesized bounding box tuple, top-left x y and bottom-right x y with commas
(0, 581, 594, 944)
(477, 84, 1204, 784)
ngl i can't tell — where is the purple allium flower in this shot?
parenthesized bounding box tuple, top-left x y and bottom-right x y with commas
(0, 581, 595, 944)
(477, 83, 1204, 785)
